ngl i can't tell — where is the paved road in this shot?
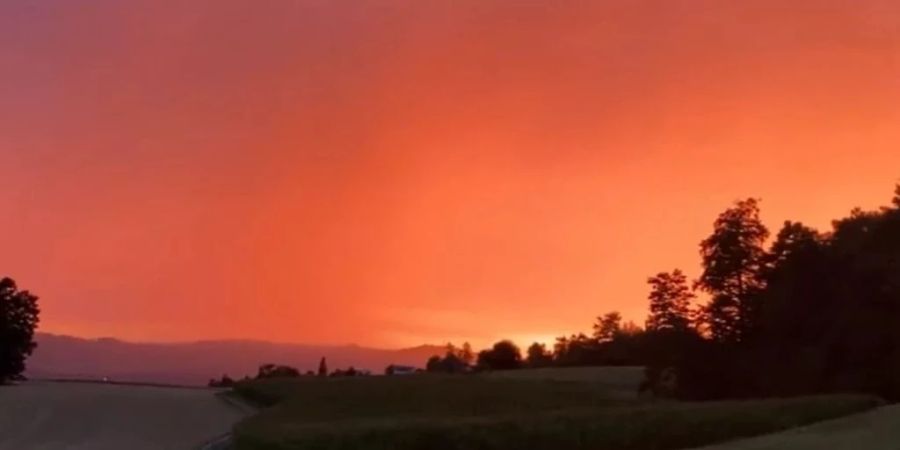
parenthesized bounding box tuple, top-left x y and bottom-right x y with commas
(697, 405, 900, 450)
(0, 381, 250, 450)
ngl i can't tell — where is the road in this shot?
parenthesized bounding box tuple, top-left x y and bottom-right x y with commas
(697, 405, 900, 450)
(0, 381, 250, 450)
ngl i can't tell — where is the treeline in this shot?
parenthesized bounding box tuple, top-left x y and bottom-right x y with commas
(664, 185, 900, 400)
(425, 313, 652, 373)
(209, 357, 370, 386)
(430, 185, 900, 401)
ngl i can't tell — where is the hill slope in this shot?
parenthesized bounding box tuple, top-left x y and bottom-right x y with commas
(26, 333, 443, 385)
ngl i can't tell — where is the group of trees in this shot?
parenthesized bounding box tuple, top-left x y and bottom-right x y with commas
(208, 357, 372, 386)
(257, 363, 302, 378)
(426, 340, 535, 372)
(592, 186, 900, 401)
(426, 315, 650, 373)
(644, 185, 900, 400)
(425, 185, 900, 403)
(477, 340, 523, 370)
(551, 313, 647, 367)
(426, 343, 475, 372)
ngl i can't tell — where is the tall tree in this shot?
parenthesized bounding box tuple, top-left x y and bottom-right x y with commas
(317, 357, 328, 377)
(697, 198, 769, 342)
(458, 342, 475, 366)
(593, 311, 622, 342)
(646, 269, 695, 332)
(893, 183, 900, 208)
(653, 185, 900, 400)
(0, 277, 40, 382)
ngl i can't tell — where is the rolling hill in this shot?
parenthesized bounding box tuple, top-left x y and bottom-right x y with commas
(26, 333, 444, 385)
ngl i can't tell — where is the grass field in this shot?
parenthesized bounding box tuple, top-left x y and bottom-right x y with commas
(231, 368, 881, 450)
(484, 366, 644, 397)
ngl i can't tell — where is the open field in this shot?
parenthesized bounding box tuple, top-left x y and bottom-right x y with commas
(698, 404, 900, 450)
(0, 381, 251, 450)
(483, 366, 644, 398)
(231, 369, 881, 450)
(233, 374, 633, 417)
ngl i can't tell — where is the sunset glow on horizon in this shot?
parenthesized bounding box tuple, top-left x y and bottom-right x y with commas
(2, 0, 900, 348)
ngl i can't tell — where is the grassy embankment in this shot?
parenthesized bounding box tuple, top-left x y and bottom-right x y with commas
(231, 367, 881, 450)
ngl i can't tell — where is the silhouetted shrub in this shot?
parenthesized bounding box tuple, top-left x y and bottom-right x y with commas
(209, 374, 235, 387)
(476, 340, 522, 370)
(257, 364, 301, 379)
(426, 351, 469, 373)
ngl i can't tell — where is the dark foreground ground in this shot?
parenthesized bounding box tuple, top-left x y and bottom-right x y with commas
(0, 381, 251, 450)
(1, 371, 892, 450)
(230, 367, 882, 450)
(698, 404, 900, 450)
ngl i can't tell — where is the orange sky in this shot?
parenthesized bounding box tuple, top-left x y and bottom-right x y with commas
(2, 0, 899, 348)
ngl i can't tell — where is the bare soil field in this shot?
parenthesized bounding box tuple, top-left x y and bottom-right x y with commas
(0, 381, 250, 450)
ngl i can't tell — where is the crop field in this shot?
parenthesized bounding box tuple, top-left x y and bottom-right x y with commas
(483, 365, 644, 397)
(0, 381, 250, 450)
(231, 368, 881, 450)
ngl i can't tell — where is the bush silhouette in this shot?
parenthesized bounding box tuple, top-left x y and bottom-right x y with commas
(0, 278, 40, 383)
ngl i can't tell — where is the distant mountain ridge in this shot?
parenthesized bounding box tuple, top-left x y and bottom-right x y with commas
(26, 333, 445, 386)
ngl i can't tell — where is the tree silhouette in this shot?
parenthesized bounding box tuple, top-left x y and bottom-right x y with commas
(0, 278, 40, 383)
(476, 340, 522, 370)
(444, 342, 457, 356)
(209, 374, 235, 387)
(330, 366, 366, 377)
(257, 364, 301, 379)
(317, 357, 328, 377)
(652, 185, 900, 400)
(459, 342, 475, 365)
(697, 199, 769, 342)
(553, 335, 569, 358)
(425, 355, 442, 372)
(445, 352, 467, 373)
(554, 333, 595, 366)
(765, 221, 821, 270)
(525, 342, 553, 368)
(646, 269, 695, 332)
(425, 349, 469, 373)
(593, 312, 622, 342)
(619, 320, 644, 337)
